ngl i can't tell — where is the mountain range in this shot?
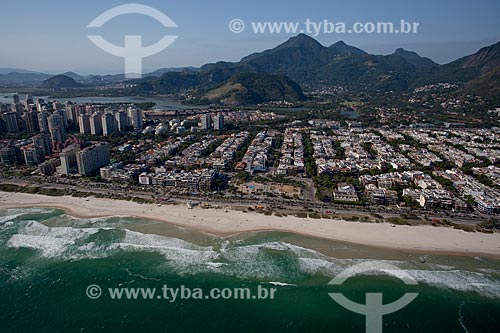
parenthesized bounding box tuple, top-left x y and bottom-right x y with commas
(2, 34, 499, 105)
(126, 34, 499, 103)
(0, 67, 198, 86)
(40, 74, 84, 89)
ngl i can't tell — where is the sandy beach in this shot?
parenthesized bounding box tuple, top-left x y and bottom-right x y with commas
(1, 191, 499, 256)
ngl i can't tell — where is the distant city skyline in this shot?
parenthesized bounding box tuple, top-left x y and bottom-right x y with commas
(1, 0, 500, 74)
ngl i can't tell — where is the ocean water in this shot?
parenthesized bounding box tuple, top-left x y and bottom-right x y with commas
(0, 207, 499, 332)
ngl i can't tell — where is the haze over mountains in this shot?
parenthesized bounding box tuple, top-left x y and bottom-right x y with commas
(193, 34, 498, 92)
(129, 34, 499, 103)
(1, 34, 499, 104)
(40, 74, 84, 89)
(0, 67, 198, 86)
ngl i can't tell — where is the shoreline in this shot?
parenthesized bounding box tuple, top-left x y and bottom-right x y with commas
(1, 191, 500, 257)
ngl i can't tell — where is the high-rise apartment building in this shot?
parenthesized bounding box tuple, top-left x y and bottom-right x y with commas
(200, 113, 212, 130)
(24, 109, 40, 134)
(76, 143, 110, 176)
(90, 113, 103, 135)
(22, 146, 44, 165)
(115, 110, 128, 132)
(2, 112, 19, 133)
(38, 111, 50, 133)
(127, 107, 143, 130)
(214, 114, 224, 130)
(59, 145, 79, 175)
(102, 113, 116, 136)
(78, 114, 91, 134)
(48, 113, 67, 144)
(32, 133, 52, 157)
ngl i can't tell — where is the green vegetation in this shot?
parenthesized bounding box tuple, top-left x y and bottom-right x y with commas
(201, 139, 223, 157)
(41, 74, 84, 88)
(302, 133, 317, 177)
(235, 171, 250, 183)
(202, 72, 305, 106)
(478, 218, 500, 231)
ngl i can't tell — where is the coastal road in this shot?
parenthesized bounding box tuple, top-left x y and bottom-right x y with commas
(0, 179, 489, 226)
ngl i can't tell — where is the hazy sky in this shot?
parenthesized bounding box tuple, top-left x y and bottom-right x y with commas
(1, 0, 499, 74)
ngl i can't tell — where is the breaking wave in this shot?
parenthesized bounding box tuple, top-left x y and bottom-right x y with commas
(1, 208, 499, 298)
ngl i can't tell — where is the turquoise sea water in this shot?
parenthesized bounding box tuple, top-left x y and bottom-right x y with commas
(0, 208, 499, 332)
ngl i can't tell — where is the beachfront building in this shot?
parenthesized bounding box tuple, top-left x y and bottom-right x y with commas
(76, 143, 110, 176)
(59, 145, 80, 175)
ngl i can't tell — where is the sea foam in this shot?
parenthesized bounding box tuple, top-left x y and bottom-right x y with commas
(2, 210, 499, 298)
